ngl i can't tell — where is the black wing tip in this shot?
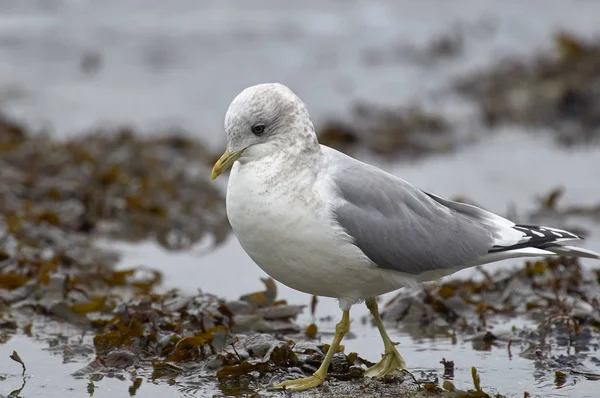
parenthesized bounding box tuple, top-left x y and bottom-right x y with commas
(488, 224, 582, 254)
(514, 224, 583, 240)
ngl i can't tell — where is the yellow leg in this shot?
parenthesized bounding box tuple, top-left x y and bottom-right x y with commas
(364, 297, 406, 377)
(272, 310, 350, 391)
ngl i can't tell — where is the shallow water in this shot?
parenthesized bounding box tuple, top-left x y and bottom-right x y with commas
(2, 0, 600, 144)
(1, 309, 596, 397)
(0, 335, 179, 398)
(2, 1, 600, 397)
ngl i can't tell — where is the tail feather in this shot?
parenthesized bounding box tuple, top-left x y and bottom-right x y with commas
(486, 224, 599, 262)
(489, 224, 582, 253)
(545, 245, 600, 260)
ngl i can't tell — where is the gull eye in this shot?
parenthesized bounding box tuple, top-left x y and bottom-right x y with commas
(251, 124, 265, 136)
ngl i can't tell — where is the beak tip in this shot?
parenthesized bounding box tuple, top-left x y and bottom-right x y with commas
(211, 148, 240, 182)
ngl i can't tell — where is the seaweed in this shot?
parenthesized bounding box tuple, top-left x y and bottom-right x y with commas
(304, 323, 318, 339)
(9, 350, 26, 376)
(457, 32, 600, 145)
(317, 103, 454, 158)
(0, 118, 228, 251)
(442, 367, 496, 398)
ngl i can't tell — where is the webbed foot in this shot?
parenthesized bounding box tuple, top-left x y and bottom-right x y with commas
(364, 343, 406, 377)
(271, 373, 325, 391)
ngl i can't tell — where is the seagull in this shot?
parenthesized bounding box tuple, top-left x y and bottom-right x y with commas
(211, 83, 600, 391)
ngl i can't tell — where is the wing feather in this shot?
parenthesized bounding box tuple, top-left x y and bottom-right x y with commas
(322, 146, 597, 277)
(327, 150, 495, 275)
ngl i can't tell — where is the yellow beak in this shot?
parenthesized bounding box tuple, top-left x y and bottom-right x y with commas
(211, 149, 243, 180)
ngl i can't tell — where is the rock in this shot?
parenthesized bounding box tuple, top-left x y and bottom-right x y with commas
(232, 314, 300, 333)
(256, 304, 304, 320)
(103, 350, 139, 368)
(243, 333, 277, 357)
(224, 300, 253, 315)
(163, 296, 191, 312)
(330, 352, 350, 374)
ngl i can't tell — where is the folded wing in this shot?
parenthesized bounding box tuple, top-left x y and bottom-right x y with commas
(327, 148, 597, 277)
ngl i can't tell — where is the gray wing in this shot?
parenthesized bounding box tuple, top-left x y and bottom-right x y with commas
(329, 152, 497, 275)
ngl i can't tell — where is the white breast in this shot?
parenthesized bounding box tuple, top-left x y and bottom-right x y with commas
(225, 153, 412, 301)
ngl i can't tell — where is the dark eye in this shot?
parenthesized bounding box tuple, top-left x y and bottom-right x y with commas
(251, 124, 265, 136)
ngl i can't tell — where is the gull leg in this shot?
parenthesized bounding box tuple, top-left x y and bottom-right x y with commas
(364, 297, 406, 377)
(272, 309, 350, 391)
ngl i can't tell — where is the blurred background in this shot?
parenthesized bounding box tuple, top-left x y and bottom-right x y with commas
(2, 1, 600, 397)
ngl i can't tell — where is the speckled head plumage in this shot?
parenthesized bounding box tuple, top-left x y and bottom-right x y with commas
(223, 83, 315, 153)
(211, 83, 319, 180)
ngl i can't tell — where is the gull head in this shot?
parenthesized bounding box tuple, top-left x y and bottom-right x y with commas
(212, 83, 315, 179)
